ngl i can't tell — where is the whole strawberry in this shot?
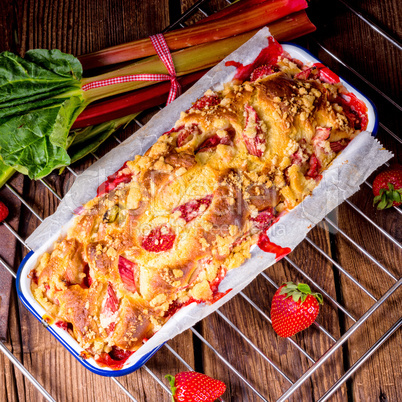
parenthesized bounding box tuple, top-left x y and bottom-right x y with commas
(372, 166, 402, 209)
(0, 201, 9, 222)
(166, 371, 226, 402)
(271, 282, 323, 338)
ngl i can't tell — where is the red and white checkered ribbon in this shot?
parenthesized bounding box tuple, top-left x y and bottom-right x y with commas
(81, 33, 181, 104)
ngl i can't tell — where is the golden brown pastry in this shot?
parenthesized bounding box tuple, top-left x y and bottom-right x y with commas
(31, 56, 365, 365)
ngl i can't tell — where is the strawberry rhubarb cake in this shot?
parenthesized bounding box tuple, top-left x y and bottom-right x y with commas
(30, 39, 367, 368)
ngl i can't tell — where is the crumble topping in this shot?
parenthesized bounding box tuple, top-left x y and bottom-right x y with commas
(31, 52, 363, 361)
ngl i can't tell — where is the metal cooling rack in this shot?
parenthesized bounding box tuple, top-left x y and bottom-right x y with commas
(0, 0, 401, 401)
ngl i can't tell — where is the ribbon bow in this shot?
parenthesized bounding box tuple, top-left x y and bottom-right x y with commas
(82, 33, 181, 105)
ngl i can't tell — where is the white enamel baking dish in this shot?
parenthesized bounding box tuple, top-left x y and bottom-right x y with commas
(17, 42, 378, 376)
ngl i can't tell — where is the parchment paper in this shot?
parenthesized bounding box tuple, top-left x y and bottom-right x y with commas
(26, 27, 393, 367)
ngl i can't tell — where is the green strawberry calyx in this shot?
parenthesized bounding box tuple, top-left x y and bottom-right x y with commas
(373, 183, 402, 210)
(280, 282, 323, 304)
(165, 374, 177, 402)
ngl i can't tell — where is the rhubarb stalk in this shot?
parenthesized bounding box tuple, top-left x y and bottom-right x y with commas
(81, 10, 315, 104)
(74, 70, 208, 128)
(74, 10, 315, 128)
(81, 31, 259, 103)
(0, 161, 15, 188)
(78, 0, 308, 70)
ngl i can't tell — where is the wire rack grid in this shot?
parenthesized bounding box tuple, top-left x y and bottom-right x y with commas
(0, 0, 400, 401)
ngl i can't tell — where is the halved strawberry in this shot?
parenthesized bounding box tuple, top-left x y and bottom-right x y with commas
(196, 128, 235, 153)
(189, 94, 220, 111)
(174, 195, 213, 223)
(141, 225, 176, 252)
(250, 64, 278, 81)
(242, 105, 266, 157)
(118, 256, 137, 292)
(296, 62, 339, 83)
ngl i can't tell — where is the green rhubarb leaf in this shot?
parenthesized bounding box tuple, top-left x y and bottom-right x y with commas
(0, 87, 81, 119)
(0, 96, 84, 179)
(0, 49, 86, 180)
(0, 50, 81, 105)
(25, 49, 82, 80)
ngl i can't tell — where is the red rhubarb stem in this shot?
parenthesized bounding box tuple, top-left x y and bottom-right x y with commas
(73, 10, 315, 128)
(78, 0, 308, 70)
(73, 70, 207, 128)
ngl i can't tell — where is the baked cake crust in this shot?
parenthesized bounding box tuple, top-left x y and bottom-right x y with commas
(31, 55, 366, 363)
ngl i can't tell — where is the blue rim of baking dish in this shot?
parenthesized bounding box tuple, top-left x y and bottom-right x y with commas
(16, 251, 165, 377)
(281, 42, 379, 137)
(15, 42, 379, 377)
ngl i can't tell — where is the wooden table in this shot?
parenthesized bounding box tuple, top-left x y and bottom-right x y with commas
(0, 0, 400, 401)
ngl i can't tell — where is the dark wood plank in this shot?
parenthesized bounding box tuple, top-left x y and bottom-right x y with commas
(0, 0, 16, 53)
